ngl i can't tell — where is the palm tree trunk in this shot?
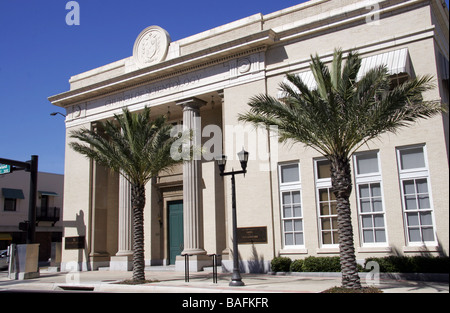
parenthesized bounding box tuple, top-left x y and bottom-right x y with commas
(330, 154, 361, 289)
(131, 183, 146, 281)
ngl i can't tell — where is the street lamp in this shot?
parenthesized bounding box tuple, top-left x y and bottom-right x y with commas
(215, 148, 249, 286)
(50, 112, 66, 117)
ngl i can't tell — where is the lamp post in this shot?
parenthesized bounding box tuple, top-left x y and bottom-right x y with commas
(215, 149, 249, 286)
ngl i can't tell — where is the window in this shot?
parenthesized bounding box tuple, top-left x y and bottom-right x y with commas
(279, 163, 304, 247)
(397, 145, 436, 245)
(353, 151, 387, 246)
(315, 159, 339, 246)
(4, 198, 17, 211)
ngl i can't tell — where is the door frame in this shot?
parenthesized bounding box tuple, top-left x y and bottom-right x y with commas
(166, 199, 184, 265)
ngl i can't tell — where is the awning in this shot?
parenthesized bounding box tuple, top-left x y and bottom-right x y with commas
(1, 188, 25, 199)
(38, 191, 59, 196)
(278, 48, 414, 99)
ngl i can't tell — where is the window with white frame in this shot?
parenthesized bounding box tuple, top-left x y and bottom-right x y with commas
(353, 151, 388, 246)
(397, 145, 436, 245)
(315, 159, 339, 246)
(279, 163, 304, 247)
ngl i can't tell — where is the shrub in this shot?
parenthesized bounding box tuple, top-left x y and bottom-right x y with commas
(290, 259, 304, 272)
(271, 257, 292, 272)
(302, 256, 342, 272)
(364, 256, 449, 273)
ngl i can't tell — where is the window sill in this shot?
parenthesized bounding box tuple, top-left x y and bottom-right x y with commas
(279, 248, 308, 255)
(403, 245, 440, 253)
(316, 247, 339, 254)
(357, 246, 392, 253)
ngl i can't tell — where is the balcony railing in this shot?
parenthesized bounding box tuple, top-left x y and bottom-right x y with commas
(36, 207, 60, 226)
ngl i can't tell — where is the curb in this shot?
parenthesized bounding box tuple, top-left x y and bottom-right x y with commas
(268, 271, 449, 282)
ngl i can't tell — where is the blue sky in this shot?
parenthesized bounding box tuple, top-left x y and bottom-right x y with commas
(0, 0, 448, 175)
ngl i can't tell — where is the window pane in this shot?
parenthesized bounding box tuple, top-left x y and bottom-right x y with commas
(284, 220, 293, 232)
(360, 199, 371, 213)
(362, 216, 373, 228)
(317, 160, 331, 179)
(356, 153, 379, 174)
(420, 212, 433, 226)
(409, 228, 421, 242)
(359, 185, 370, 198)
(404, 196, 417, 210)
(322, 232, 332, 244)
(363, 230, 374, 243)
(330, 202, 337, 215)
(403, 181, 415, 194)
(416, 179, 428, 193)
(285, 233, 294, 245)
(283, 205, 292, 218)
(281, 164, 300, 183)
(320, 203, 329, 215)
(319, 189, 329, 201)
(418, 196, 430, 209)
(294, 233, 304, 245)
(422, 228, 435, 241)
(332, 218, 338, 229)
(293, 205, 302, 217)
(294, 220, 303, 231)
(282, 192, 291, 205)
(371, 184, 381, 197)
(374, 215, 385, 227)
(322, 218, 331, 230)
(400, 147, 425, 170)
(375, 229, 386, 243)
(333, 231, 339, 244)
(372, 199, 383, 212)
(292, 191, 301, 204)
(407, 213, 419, 226)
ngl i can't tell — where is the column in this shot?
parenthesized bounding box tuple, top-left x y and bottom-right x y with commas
(175, 97, 210, 271)
(110, 174, 133, 271)
(178, 97, 206, 255)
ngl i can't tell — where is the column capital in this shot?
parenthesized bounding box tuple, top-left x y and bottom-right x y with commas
(176, 97, 207, 111)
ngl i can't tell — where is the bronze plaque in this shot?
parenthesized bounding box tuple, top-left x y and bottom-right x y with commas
(65, 236, 85, 250)
(237, 227, 267, 244)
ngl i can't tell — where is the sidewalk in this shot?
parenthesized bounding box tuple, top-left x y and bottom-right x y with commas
(0, 268, 448, 293)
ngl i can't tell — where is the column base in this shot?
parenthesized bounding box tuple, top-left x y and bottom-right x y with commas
(175, 254, 212, 272)
(110, 254, 133, 271)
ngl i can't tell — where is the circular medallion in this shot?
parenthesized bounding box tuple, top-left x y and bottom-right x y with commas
(133, 26, 171, 68)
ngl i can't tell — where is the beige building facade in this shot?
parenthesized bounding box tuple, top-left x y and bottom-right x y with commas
(0, 171, 64, 261)
(49, 0, 449, 272)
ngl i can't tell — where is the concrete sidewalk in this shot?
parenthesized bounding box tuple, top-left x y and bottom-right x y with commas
(0, 268, 448, 293)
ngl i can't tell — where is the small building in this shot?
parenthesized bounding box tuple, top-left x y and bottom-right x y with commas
(49, 0, 448, 272)
(0, 171, 64, 262)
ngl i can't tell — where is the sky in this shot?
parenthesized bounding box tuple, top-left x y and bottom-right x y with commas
(0, 0, 448, 175)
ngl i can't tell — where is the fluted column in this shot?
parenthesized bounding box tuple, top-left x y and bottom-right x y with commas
(176, 97, 207, 256)
(116, 174, 133, 256)
(110, 173, 133, 271)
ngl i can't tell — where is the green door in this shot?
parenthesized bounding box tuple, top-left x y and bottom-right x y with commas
(168, 200, 183, 265)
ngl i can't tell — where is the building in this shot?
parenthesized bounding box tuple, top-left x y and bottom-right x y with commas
(49, 0, 449, 272)
(0, 171, 64, 262)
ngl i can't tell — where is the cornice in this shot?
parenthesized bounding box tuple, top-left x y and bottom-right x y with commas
(49, 30, 275, 108)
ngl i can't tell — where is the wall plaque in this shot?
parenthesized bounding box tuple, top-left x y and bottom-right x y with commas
(237, 227, 267, 244)
(65, 236, 85, 250)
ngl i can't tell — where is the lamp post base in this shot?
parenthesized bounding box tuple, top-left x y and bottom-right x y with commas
(229, 270, 245, 286)
(229, 280, 245, 287)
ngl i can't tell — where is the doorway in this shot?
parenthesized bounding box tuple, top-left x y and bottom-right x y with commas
(168, 200, 183, 265)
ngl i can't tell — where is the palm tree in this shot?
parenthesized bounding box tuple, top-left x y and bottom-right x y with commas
(238, 48, 445, 289)
(70, 107, 181, 281)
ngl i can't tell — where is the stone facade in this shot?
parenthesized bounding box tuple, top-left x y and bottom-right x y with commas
(49, 0, 449, 272)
